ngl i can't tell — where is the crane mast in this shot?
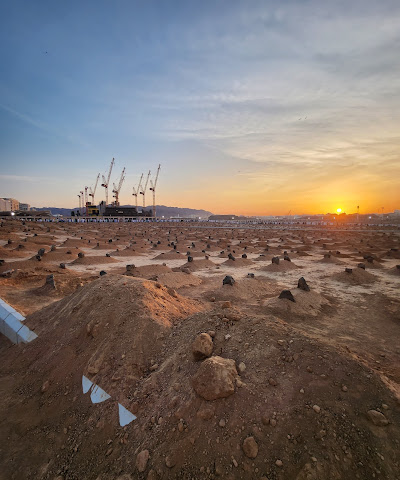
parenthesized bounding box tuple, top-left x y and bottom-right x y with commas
(101, 158, 115, 206)
(112, 168, 126, 207)
(140, 170, 151, 208)
(149, 164, 161, 217)
(77, 194, 81, 213)
(89, 173, 100, 205)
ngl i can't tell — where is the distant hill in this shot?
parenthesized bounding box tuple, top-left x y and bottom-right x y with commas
(33, 205, 213, 218)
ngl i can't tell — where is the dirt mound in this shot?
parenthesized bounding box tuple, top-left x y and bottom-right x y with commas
(317, 256, 345, 265)
(222, 258, 254, 267)
(388, 265, 400, 276)
(180, 258, 215, 272)
(156, 272, 202, 289)
(69, 255, 119, 265)
(0, 245, 28, 258)
(125, 264, 173, 279)
(203, 277, 281, 303)
(153, 251, 186, 260)
(110, 248, 144, 257)
(264, 289, 331, 317)
(332, 268, 377, 285)
(259, 260, 300, 272)
(22, 275, 203, 396)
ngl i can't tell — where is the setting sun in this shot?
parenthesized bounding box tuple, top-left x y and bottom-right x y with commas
(336, 208, 342, 213)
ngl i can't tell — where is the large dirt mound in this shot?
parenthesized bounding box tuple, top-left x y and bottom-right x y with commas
(259, 260, 300, 272)
(203, 277, 282, 303)
(332, 268, 377, 285)
(69, 255, 119, 265)
(22, 275, 203, 400)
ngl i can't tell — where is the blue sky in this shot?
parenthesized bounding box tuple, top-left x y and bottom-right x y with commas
(0, 0, 399, 213)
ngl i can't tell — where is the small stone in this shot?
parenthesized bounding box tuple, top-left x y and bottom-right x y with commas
(165, 456, 176, 468)
(192, 356, 238, 401)
(219, 419, 226, 427)
(178, 421, 184, 432)
(275, 459, 283, 467)
(268, 377, 278, 386)
(300, 388, 305, 394)
(41, 380, 49, 393)
(221, 301, 232, 309)
(313, 405, 321, 414)
(261, 415, 270, 425)
(341, 385, 348, 392)
(238, 362, 246, 373)
(270, 418, 277, 427)
(242, 436, 258, 459)
(136, 450, 150, 472)
(345, 268, 352, 274)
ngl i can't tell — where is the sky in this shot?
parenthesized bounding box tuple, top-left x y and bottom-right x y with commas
(0, 0, 399, 215)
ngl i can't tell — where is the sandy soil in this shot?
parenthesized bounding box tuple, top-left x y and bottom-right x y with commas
(0, 219, 399, 479)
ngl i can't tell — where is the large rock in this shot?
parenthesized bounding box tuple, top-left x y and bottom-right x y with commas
(192, 333, 213, 361)
(192, 356, 238, 400)
(297, 277, 310, 291)
(279, 290, 296, 302)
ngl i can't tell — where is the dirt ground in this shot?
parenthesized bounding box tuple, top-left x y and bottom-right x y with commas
(0, 219, 399, 480)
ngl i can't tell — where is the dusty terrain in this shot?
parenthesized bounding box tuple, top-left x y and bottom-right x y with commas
(0, 219, 399, 480)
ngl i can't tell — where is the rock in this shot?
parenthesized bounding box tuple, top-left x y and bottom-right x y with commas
(270, 418, 277, 427)
(272, 256, 280, 265)
(345, 268, 352, 274)
(78, 252, 85, 258)
(284, 254, 291, 262)
(136, 450, 150, 472)
(228, 253, 235, 261)
(242, 436, 258, 459)
(41, 380, 49, 393)
(45, 274, 56, 289)
(219, 419, 226, 427)
(358, 263, 366, 270)
(222, 275, 235, 286)
(221, 301, 231, 309)
(297, 277, 310, 291)
(313, 405, 321, 413)
(268, 377, 278, 386)
(188, 256, 193, 262)
(238, 362, 246, 373)
(197, 403, 215, 420)
(279, 290, 295, 302)
(165, 455, 176, 468)
(366, 410, 389, 426)
(275, 460, 283, 467)
(59, 263, 66, 269)
(126, 264, 136, 272)
(37, 248, 46, 257)
(192, 356, 238, 400)
(261, 415, 269, 425)
(341, 385, 348, 392)
(100, 270, 107, 276)
(242, 253, 247, 259)
(247, 273, 255, 278)
(192, 333, 213, 361)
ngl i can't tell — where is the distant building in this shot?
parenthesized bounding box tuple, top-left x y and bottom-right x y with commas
(1, 198, 19, 211)
(19, 203, 30, 211)
(0, 198, 11, 212)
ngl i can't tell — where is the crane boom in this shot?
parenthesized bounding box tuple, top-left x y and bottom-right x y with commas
(89, 173, 100, 204)
(140, 170, 151, 208)
(112, 167, 126, 206)
(149, 164, 161, 217)
(101, 158, 115, 206)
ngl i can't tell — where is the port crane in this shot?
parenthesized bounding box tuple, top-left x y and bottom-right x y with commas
(149, 164, 161, 217)
(101, 158, 115, 206)
(112, 168, 126, 207)
(140, 170, 151, 208)
(132, 173, 143, 209)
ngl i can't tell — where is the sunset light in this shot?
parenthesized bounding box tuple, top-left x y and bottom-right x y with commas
(336, 208, 342, 214)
